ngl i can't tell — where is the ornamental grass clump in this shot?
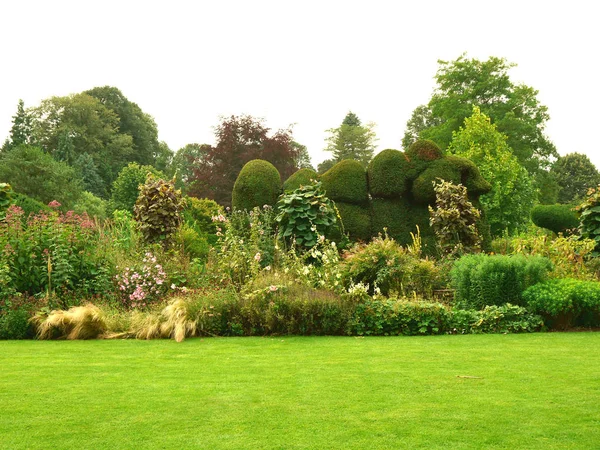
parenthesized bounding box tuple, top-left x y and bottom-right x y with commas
(34, 304, 106, 340)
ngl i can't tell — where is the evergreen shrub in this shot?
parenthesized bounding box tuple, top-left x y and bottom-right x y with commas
(283, 168, 318, 193)
(231, 160, 281, 211)
(320, 159, 368, 204)
(531, 204, 579, 234)
(367, 149, 414, 198)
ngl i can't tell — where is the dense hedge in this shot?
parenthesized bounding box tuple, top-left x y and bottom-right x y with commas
(334, 202, 372, 242)
(523, 278, 600, 329)
(367, 149, 415, 198)
(320, 159, 368, 205)
(531, 204, 579, 234)
(232, 160, 282, 211)
(405, 139, 443, 162)
(451, 254, 553, 309)
(283, 168, 318, 193)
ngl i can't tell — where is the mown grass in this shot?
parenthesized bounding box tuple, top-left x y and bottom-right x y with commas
(1, 334, 599, 449)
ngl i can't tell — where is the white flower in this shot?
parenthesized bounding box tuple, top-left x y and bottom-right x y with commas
(265, 265, 271, 271)
(171, 283, 176, 289)
(254, 252, 261, 262)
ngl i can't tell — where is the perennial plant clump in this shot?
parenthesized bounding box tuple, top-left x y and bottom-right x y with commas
(114, 252, 168, 309)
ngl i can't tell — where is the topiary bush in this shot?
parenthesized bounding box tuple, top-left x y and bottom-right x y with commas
(367, 149, 415, 199)
(406, 139, 443, 162)
(531, 204, 579, 234)
(283, 168, 318, 193)
(231, 160, 281, 211)
(451, 254, 554, 309)
(320, 159, 368, 205)
(523, 278, 600, 329)
(334, 202, 371, 242)
(134, 176, 184, 248)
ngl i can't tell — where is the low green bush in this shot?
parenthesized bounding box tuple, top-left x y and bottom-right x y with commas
(451, 254, 553, 309)
(449, 304, 544, 334)
(523, 278, 600, 329)
(182, 197, 223, 246)
(0, 308, 33, 340)
(531, 204, 579, 234)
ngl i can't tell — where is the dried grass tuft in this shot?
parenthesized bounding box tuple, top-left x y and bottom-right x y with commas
(35, 304, 107, 340)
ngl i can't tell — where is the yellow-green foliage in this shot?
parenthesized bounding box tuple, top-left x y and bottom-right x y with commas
(232, 160, 282, 210)
(320, 159, 368, 205)
(335, 202, 371, 241)
(367, 149, 415, 198)
(34, 304, 106, 340)
(283, 168, 318, 192)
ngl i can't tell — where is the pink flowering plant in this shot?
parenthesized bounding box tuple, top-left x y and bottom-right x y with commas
(114, 252, 168, 309)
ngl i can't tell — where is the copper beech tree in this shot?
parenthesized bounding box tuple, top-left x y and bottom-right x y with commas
(188, 115, 301, 207)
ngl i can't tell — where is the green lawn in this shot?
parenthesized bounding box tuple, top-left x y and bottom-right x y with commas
(1, 334, 599, 449)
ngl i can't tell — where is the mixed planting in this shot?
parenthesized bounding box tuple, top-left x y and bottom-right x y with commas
(2, 55, 600, 342)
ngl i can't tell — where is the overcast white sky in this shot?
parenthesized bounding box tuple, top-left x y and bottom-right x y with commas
(1, 0, 598, 169)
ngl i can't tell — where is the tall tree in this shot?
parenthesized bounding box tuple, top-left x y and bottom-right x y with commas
(188, 115, 299, 206)
(324, 112, 377, 167)
(448, 107, 536, 236)
(85, 86, 160, 167)
(551, 153, 600, 204)
(404, 54, 558, 174)
(170, 143, 211, 192)
(290, 141, 314, 171)
(8, 99, 33, 149)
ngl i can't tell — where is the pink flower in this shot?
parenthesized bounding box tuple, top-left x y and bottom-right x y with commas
(269, 285, 277, 292)
(48, 200, 61, 208)
(254, 252, 261, 262)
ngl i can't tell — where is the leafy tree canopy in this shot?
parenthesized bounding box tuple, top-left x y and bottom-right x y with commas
(551, 153, 600, 204)
(324, 112, 377, 167)
(110, 162, 164, 213)
(188, 115, 299, 207)
(0, 145, 82, 209)
(404, 54, 558, 174)
(448, 107, 536, 236)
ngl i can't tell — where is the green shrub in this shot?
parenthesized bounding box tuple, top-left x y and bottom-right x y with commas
(367, 149, 415, 199)
(177, 224, 210, 260)
(370, 198, 436, 252)
(134, 176, 184, 248)
(232, 160, 281, 211)
(275, 181, 339, 248)
(531, 204, 579, 234)
(334, 202, 371, 242)
(451, 254, 553, 309)
(12, 193, 50, 219)
(110, 163, 164, 213)
(449, 304, 544, 334)
(73, 191, 107, 220)
(523, 278, 600, 329)
(576, 185, 600, 255)
(0, 308, 33, 340)
(406, 139, 443, 162)
(320, 159, 368, 205)
(429, 179, 482, 256)
(283, 168, 318, 193)
(182, 197, 223, 246)
(348, 298, 450, 336)
(0, 183, 12, 220)
(342, 234, 441, 297)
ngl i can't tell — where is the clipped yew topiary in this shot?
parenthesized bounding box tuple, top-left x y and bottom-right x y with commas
(367, 149, 415, 198)
(232, 160, 282, 211)
(335, 202, 372, 242)
(406, 139, 443, 162)
(134, 176, 184, 248)
(283, 168, 318, 193)
(320, 159, 368, 205)
(531, 204, 579, 234)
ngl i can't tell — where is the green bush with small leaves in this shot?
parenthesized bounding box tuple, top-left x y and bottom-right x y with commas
(531, 204, 579, 234)
(232, 160, 282, 211)
(283, 168, 318, 193)
(523, 278, 600, 329)
(134, 176, 184, 248)
(451, 254, 553, 309)
(406, 139, 443, 162)
(0, 183, 13, 220)
(367, 149, 416, 199)
(576, 186, 600, 254)
(320, 159, 369, 205)
(110, 163, 164, 213)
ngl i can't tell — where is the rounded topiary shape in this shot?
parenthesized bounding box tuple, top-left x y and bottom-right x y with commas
(320, 159, 368, 205)
(368, 149, 416, 199)
(412, 159, 462, 205)
(335, 202, 372, 242)
(411, 156, 491, 205)
(283, 168, 318, 193)
(406, 139, 443, 162)
(232, 160, 282, 211)
(531, 204, 579, 234)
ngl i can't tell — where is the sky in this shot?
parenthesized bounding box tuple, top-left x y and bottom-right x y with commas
(1, 0, 599, 169)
